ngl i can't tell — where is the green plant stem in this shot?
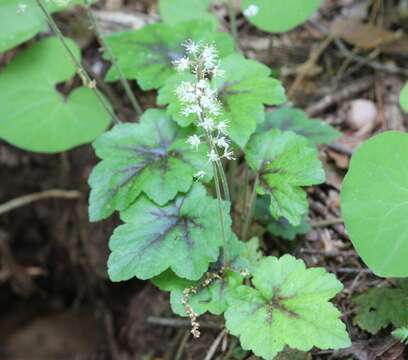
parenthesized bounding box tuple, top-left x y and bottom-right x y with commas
(227, 158, 238, 201)
(35, 0, 120, 124)
(228, 0, 238, 47)
(84, 1, 143, 116)
(241, 173, 259, 241)
(216, 159, 231, 202)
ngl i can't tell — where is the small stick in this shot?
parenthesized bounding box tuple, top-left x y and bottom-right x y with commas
(84, 1, 143, 116)
(311, 217, 344, 228)
(174, 330, 190, 360)
(203, 329, 228, 360)
(0, 189, 81, 216)
(35, 0, 121, 124)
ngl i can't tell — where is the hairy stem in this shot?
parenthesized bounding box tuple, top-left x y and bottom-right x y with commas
(216, 159, 231, 202)
(35, 0, 120, 124)
(241, 173, 259, 240)
(84, 1, 143, 116)
(228, 0, 238, 47)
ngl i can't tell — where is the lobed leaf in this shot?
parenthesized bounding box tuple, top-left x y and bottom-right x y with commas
(241, 0, 322, 33)
(159, 54, 286, 148)
(245, 129, 325, 226)
(260, 108, 341, 146)
(0, 36, 111, 153)
(353, 284, 408, 334)
(104, 20, 234, 90)
(225, 255, 351, 360)
(392, 327, 408, 345)
(107, 184, 230, 281)
(341, 131, 408, 277)
(88, 109, 211, 221)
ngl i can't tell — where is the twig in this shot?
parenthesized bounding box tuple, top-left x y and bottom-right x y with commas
(306, 76, 374, 117)
(0, 189, 81, 216)
(175, 330, 190, 360)
(84, 1, 143, 116)
(147, 316, 222, 329)
(35, 0, 121, 124)
(311, 217, 344, 228)
(203, 329, 228, 360)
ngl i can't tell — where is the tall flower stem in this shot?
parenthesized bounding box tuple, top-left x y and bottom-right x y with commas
(241, 173, 259, 240)
(216, 160, 231, 202)
(35, 0, 120, 124)
(84, 1, 143, 116)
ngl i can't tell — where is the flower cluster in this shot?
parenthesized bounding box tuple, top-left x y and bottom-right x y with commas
(174, 40, 234, 180)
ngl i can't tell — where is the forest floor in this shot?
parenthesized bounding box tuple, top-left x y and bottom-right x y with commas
(1, 0, 408, 359)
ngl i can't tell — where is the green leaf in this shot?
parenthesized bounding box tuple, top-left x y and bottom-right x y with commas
(88, 109, 211, 221)
(159, 0, 217, 26)
(225, 255, 351, 360)
(392, 327, 408, 344)
(341, 131, 408, 277)
(158, 54, 286, 148)
(400, 82, 408, 113)
(0, 0, 89, 53)
(353, 285, 408, 334)
(260, 108, 341, 146)
(241, 0, 322, 33)
(255, 195, 310, 240)
(245, 129, 325, 226)
(108, 184, 230, 281)
(153, 235, 261, 316)
(105, 20, 234, 90)
(0, 36, 111, 153)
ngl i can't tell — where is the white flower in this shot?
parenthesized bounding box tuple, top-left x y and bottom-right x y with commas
(215, 136, 229, 149)
(183, 40, 200, 56)
(186, 135, 201, 149)
(201, 44, 218, 70)
(223, 148, 235, 160)
(243, 4, 259, 17)
(194, 170, 206, 181)
(207, 100, 222, 116)
(173, 56, 190, 72)
(198, 117, 214, 131)
(216, 121, 229, 134)
(182, 104, 202, 117)
(207, 149, 220, 162)
(176, 81, 197, 103)
(17, 3, 27, 13)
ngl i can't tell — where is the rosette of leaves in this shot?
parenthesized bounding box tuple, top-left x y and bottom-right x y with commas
(107, 184, 231, 281)
(224, 255, 351, 359)
(88, 109, 211, 221)
(158, 54, 286, 148)
(0, 0, 90, 53)
(104, 20, 234, 90)
(0, 36, 111, 153)
(255, 195, 310, 241)
(260, 107, 340, 146)
(153, 237, 261, 316)
(245, 129, 325, 226)
(352, 282, 408, 334)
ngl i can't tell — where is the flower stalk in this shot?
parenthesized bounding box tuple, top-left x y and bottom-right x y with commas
(35, 0, 120, 124)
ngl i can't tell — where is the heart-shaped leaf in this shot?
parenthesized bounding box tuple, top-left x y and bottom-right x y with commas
(105, 20, 234, 90)
(260, 108, 340, 146)
(245, 129, 325, 226)
(341, 131, 408, 277)
(158, 54, 286, 148)
(0, 0, 89, 53)
(0, 36, 111, 152)
(241, 0, 322, 33)
(225, 255, 350, 359)
(89, 109, 211, 221)
(107, 184, 230, 281)
(159, 0, 217, 26)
